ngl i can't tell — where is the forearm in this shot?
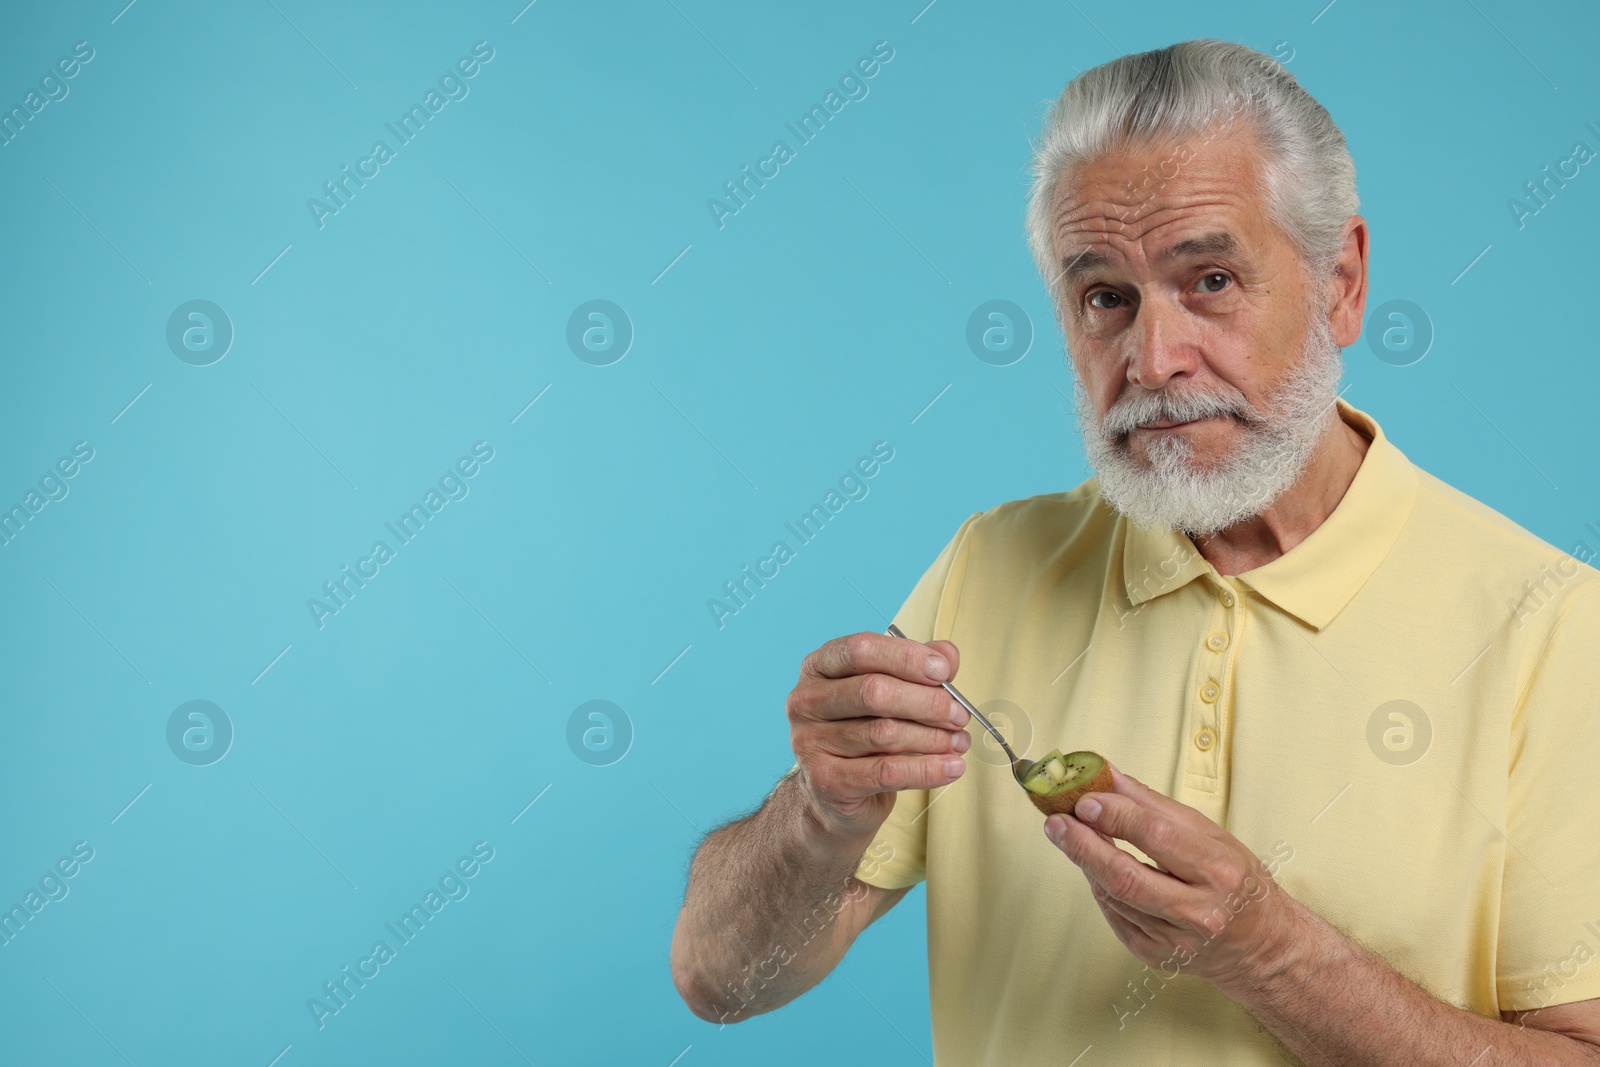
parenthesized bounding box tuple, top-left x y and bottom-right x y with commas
(671, 770, 880, 1025)
(1222, 901, 1600, 1066)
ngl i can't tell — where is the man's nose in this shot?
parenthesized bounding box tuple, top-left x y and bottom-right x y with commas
(1126, 297, 1200, 391)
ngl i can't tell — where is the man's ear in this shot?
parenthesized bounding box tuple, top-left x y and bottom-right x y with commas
(1326, 215, 1369, 349)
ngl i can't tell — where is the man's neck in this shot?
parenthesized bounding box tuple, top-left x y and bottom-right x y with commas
(1190, 416, 1373, 576)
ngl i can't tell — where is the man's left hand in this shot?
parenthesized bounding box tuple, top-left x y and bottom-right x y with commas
(1044, 761, 1305, 993)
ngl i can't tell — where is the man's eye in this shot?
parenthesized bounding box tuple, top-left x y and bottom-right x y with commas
(1198, 272, 1230, 293)
(1087, 290, 1125, 310)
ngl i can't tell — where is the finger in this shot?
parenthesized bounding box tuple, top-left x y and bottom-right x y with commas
(820, 716, 972, 758)
(815, 752, 967, 797)
(1074, 794, 1215, 885)
(1106, 763, 1206, 829)
(1088, 877, 1184, 944)
(801, 672, 964, 730)
(1097, 901, 1167, 963)
(1046, 812, 1172, 912)
(805, 631, 952, 686)
(925, 639, 961, 681)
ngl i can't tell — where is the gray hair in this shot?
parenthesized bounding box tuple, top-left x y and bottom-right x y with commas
(1024, 38, 1358, 305)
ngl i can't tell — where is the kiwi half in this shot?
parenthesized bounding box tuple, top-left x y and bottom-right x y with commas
(1020, 749, 1112, 816)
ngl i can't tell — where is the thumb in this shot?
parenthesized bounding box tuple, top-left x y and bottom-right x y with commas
(925, 639, 961, 680)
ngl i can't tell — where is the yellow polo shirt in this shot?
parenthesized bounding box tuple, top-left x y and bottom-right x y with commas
(850, 399, 1600, 1065)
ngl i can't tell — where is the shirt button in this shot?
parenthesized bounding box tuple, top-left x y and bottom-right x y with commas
(1200, 680, 1220, 703)
(1194, 728, 1216, 751)
(1206, 632, 1229, 652)
(1220, 590, 1235, 608)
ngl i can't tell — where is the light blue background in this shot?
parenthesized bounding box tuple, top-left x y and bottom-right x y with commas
(2, 1, 1596, 1064)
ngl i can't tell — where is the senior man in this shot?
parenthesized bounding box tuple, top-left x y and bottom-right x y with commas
(671, 38, 1600, 1065)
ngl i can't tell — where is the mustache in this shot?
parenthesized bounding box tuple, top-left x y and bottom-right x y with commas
(1100, 384, 1255, 438)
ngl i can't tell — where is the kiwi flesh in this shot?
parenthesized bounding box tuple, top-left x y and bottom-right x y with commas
(1020, 749, 1112, 816)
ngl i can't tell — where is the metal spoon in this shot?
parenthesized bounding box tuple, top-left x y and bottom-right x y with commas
(885, 623, 1034, 789)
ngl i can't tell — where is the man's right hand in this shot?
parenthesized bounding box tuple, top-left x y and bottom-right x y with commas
(785, 631, 971, 837)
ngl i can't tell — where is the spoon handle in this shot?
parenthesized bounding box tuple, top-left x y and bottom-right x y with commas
(885, 623, 1019, 764)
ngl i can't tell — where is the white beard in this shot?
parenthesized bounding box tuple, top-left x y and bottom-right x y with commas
(1073, 311, 1344, 538)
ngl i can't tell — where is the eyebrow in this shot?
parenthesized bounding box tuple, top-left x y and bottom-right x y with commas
(1059, 230, 1240, 284)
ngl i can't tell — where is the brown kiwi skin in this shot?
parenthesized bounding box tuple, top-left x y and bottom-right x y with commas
(1027, 758, 1114, 817)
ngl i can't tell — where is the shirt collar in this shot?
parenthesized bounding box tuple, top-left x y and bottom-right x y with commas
(1117, 398, 1420, 631)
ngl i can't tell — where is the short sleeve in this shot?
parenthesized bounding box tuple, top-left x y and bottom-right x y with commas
(852, 510, 985, 891)
(1495, 580, 1600, 1010)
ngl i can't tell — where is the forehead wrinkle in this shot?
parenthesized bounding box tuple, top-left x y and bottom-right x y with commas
(1056, 199, 1250, 284)
(1051, 147, 1260, 280)
(1061, 230, 1241, 282)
